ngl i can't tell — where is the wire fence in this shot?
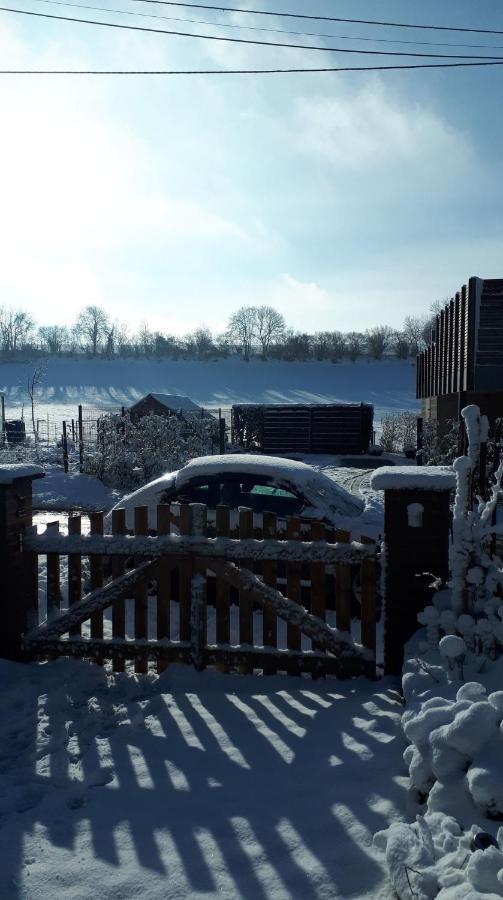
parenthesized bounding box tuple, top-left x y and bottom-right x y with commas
(1, 404, 232, 471)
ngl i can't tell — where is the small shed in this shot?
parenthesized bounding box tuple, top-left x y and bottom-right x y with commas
(128, 393, 206, 423)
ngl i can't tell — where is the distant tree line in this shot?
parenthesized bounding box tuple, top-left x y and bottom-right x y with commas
(0, 301, 440, 363)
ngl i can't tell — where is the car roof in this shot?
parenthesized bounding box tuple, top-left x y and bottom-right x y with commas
(176, 454, 363, 517)
(177, 454, 326, 485)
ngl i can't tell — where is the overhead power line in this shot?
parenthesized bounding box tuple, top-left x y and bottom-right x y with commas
(121, 1, 503, 37)
(2, 5, 503, 58)
(31, 0, 503, 50)
(2, 61, 503, 74)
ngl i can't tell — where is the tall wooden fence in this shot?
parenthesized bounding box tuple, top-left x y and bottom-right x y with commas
(232, 404, 374, 454)
(21, 502, 377, 680)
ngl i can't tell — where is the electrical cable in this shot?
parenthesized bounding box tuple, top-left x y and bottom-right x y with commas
(117, 1, 503, 37)
(2, 60, 503, 73)
(30, 0, 503, 51)
(2, 5, 503, 58)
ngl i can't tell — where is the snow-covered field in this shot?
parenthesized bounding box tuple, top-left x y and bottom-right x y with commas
(1, 357, 418, 425)
(0, 659, 407, 900)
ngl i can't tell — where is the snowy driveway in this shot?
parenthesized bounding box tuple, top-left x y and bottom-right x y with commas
(0, 660, 407, 900)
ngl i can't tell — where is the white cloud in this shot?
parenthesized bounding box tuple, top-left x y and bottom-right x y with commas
(291, 81, 473, 177)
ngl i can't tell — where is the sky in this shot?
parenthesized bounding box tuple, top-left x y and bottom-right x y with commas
(0, 0, 502, 336)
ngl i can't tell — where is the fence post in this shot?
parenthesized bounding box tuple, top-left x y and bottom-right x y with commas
(0, 466, 45, 660)
(219, 413, 226, 455)
(62, 420, 69, 474)
(78, 405, 84, 473)
(370, 466, 455, 676)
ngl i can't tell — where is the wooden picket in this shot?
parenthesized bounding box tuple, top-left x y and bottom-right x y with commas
(111, 508, 126, 672)
(22, 501, 378, 680)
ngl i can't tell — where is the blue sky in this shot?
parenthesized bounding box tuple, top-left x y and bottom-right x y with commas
(0, 0, 502, 335)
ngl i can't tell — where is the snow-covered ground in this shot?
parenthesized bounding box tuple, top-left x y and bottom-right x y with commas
(32, 466, 118, 512)
(0, 659, 407, 900)
(1, 357, 418, 425)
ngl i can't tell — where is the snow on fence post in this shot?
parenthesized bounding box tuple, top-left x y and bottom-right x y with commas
(370, 466, 456, 676)
(0, 465, 44, 661)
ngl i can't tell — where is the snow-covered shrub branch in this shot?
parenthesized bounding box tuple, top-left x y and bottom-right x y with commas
(83, 412, 220, 488)
(380, 411, 418, 453)
(449, 405, 503, 620)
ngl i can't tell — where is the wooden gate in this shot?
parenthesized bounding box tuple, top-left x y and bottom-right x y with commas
(22, 503, 378, 679)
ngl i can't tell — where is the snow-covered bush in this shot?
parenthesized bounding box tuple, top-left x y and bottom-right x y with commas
(376, 648, 503, 899)
(380, 410, 418, 453)
(83, 412, 220, 488)
(380, 412, 402, 452)
(375, 405, 503, 898)
(422, 418, 459, 466)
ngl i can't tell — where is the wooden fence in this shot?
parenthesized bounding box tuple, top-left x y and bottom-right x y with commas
(416, 277, 503, 399)
(21, 503, 377, 680)
(231, 404, 374, 454)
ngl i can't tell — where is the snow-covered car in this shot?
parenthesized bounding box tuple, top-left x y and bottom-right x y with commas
(105, 454, 367, 534)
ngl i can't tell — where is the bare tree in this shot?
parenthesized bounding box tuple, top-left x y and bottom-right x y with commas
(327, 331, 346, 362)
(134, 321, 155, 357)
(27, 363, 45, 458)
(366, 326, 393, 360)
(346, 331, 366, 362)
(403, 315, 428, 355)
(153, 333, 181, 359)
(115, 321, 130, 356)
(75, 305, 110, 355)
(214, 333, 231, 358)
(104, 322, 117, 359)
(312, 331, 331, 360)
(277, 329, 311, 361)
(227, 306, 258, 361)
(254, 306, 285, 359)
(0, 307, 34, 354)
(184, 327, 214, 360)
(392, 331, 410, 359)
(38, 325, 69, 355)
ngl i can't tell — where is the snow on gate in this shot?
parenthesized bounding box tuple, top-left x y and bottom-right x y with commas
(22, 501, 378, 680)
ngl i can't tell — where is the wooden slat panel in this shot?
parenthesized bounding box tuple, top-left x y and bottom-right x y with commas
(334, 529, 352, 634)
(215, 505, 230, 652)
(238, 507, 254, 674)
(286, 517, 302, 670)
(453, 292, 460, 392)
(68, 515, 82, 638)
(178, 504, 192, 643)
(90, 512, 104, 664)
(156, 505, 171, 674)
(262, 511, 278, 675)
(134, 506, 149, 674)
(46, 521, 61, 618)
(310, 521, 326, 653)
(111, 508, 126, 672)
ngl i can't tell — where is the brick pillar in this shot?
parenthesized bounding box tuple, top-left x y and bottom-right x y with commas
(0, 467, 44, 660)
(370, 467, 455, 676)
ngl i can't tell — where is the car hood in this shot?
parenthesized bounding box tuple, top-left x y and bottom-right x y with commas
(104, 471, 178, 532)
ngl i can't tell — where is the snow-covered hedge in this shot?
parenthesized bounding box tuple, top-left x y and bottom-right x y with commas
(83, 412, 220, 488)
